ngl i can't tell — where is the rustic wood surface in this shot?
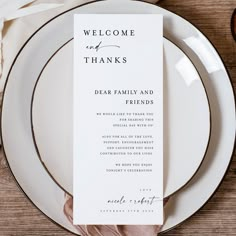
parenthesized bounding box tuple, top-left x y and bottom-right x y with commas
(0, 0, 235, 235)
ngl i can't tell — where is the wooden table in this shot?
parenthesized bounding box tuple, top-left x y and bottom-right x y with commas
(0, 0, 235, 235)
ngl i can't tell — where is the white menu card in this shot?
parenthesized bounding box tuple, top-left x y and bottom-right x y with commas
(73, 14, 163, 225)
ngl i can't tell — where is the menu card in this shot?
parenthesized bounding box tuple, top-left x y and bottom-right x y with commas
(73, 14, 163, 225)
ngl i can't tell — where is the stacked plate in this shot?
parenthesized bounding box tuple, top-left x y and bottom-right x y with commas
(1, 0, 235, 234)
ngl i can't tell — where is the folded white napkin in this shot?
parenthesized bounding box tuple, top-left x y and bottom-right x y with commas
(0, 0, 64, 81)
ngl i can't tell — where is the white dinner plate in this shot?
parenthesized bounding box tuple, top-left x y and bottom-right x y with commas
(1, 0, 235, 234)
(31, 38, 210, 198)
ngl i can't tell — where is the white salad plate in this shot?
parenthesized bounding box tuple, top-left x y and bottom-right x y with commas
(31, 37, 210, 198)
(1, 0, 235, 234)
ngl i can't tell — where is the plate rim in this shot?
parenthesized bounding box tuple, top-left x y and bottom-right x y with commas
(30, 37, 211, 199)
(0, 0, 235, 234)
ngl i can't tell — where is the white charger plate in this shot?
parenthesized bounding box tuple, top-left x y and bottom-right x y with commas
(31, 38, 210, 198)
(1, 0, 235, 234)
